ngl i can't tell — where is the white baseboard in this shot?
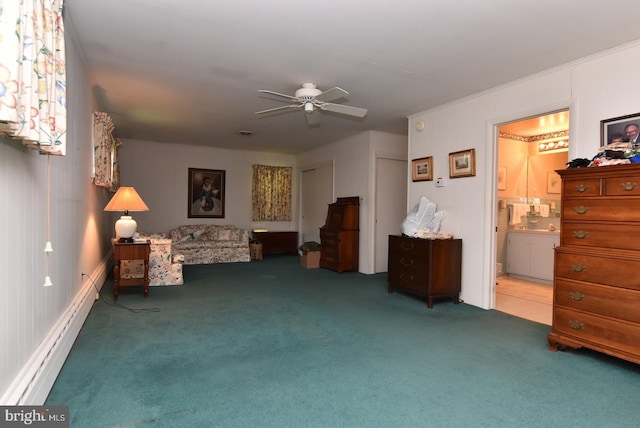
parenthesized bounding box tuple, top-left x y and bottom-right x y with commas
(1, 257, 111, 405)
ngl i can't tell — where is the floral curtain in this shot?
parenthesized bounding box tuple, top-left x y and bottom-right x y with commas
(252, 165, 292, 221)
(92, 112, 121, 192)
(0, 0, 67, 155)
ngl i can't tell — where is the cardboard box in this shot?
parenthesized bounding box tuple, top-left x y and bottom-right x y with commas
(300, 251, 320, 268)
(250, 242, 263, 260)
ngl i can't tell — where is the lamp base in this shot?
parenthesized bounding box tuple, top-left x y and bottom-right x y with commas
(117, 237, 135, 243)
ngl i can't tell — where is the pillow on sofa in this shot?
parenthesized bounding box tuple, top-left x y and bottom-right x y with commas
(218, 229, 232, 240)
(179, 229, 205, 243)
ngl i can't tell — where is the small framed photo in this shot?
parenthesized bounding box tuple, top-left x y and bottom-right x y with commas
(601, 112, 640, 146)
(497, 166, 507, 190)
(412, 156, 433, 182)
(449, 149, 476, 179)
(188, 168, 225, 218)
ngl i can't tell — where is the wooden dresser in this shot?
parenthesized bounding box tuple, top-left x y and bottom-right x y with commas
(547, 163, 640, 364)
(388, 235, 462, 308)
(319, 197, 359, 272)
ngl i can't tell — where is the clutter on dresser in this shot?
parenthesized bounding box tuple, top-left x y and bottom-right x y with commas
(401, 196, 452, 239)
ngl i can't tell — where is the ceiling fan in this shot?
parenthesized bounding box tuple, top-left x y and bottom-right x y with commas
(255, 83, 368, 125)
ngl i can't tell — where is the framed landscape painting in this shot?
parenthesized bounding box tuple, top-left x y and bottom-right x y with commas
(412, 156, 433, 182)
(449, 149, 476, 178)
(188, 168, 225, 218)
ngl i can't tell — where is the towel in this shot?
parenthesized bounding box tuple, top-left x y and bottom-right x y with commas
(509, 203, 530, 226)
(537, 204, 550, 218)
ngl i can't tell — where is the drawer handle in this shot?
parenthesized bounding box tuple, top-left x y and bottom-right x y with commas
(574, 184, 589, 193)
(573, 206, 590, 215)
(568, 320, 584, 330)
(621, 181, 638, 191)
(399, 273, 414, 282)
(569, 291, 585, 301)
(401, 242, 414, 251)
(400, 258, 414, 267)
(572, 230, 589, 239)
(570, 264, 586, 273)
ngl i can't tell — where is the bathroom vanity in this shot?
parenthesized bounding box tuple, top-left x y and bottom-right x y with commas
(506, 230, 559, 283)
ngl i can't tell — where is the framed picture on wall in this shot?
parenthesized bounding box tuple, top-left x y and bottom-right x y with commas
(601, 112, 640, 146)
(547, 171, 561, 194)
(449, 149, 476, 178)
(497, 166, 507, 190)
(188, 168, 225, 218)
(412, 156, 433, 181)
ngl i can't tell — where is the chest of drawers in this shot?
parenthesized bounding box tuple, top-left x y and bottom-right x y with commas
(547, 163, 640, 364)
(387, 235, 462, 308)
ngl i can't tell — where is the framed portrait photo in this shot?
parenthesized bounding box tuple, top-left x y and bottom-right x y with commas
(601, 112, 640, 146)
(412, 156, 433, 182)
(449, 149, 476, 179)
(188, 168, 225, 218)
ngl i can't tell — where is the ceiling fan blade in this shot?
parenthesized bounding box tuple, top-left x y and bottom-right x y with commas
(255, 104, 301, 115)
(258, 89, 299, 102)
(320, 102, 368, 118)
(315, 87, 349, 103)
(305, 110, 321, 126)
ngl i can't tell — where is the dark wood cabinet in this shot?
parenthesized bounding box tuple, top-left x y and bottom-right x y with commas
(547, 164, 640, 364)
(387, 235, 462, 308)
(320, 197, 359, 272)
(252, 231, 298, 256)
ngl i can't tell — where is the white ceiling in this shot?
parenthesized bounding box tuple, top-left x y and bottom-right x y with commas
(65, 0, 640, 154)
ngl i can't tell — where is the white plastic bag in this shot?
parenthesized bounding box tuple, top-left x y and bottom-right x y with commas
(401, 196, 443, 236)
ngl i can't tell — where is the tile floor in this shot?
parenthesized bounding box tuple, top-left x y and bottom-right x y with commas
(495, 275, 552, 325)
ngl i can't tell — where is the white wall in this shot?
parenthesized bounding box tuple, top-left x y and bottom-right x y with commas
(408, 40, 640, 309)
(298, 131, 407, 274)
(1, 24, 112, 404)
(118, 140, 298, 235)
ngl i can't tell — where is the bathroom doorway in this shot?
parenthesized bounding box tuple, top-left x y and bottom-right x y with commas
(494, 110, 569, 324)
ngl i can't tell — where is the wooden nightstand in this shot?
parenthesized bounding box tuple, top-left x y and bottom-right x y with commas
(112, 240, 150, 301)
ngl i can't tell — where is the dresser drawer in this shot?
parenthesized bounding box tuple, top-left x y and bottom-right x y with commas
(554, 279, 640, 324)
(562, 198, 640, 222)
(562, 178, 601, 197)
(389, 235, 431, 254)
(553, 306, 640, 356)
(561, 222, 640, 250)
(555, 249, 640, 291)
(604, 176, 640, 196)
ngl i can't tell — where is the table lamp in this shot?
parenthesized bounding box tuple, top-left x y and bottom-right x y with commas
(104, 187, 149, 242)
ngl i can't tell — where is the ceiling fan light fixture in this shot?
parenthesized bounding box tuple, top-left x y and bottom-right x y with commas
(304, 102, 314, 114)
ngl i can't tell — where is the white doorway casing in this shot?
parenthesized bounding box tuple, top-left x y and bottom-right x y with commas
(374, 157, 408, 272)
(300, 162, 334, 244)
(484, 99, 576, 310)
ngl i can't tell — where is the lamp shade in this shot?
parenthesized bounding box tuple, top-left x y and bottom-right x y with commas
(104, 187, 149, 240)
(104, 187, 149, 213)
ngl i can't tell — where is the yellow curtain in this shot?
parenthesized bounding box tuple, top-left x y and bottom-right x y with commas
(252, 165, 292, 221)
(0, 0, 67, 155)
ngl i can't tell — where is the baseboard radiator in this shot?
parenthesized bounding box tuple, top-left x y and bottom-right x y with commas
(1, 257, 110, 405)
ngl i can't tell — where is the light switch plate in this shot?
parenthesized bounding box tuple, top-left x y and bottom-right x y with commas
(435, 177, 444, 187)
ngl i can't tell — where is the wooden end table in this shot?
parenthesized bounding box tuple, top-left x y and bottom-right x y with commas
(113, 239, 150, 301)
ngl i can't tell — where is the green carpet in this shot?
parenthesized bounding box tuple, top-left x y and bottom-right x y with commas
(47, 256, 640, 427)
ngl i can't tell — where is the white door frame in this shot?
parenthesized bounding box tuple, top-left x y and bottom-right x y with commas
(482, 99, 576, 309)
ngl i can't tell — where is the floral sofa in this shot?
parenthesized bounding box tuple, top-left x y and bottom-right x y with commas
(120, 232, 184, 286)
(170, 225, 251, 265)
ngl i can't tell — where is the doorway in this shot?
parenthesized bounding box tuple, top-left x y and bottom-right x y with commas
(494, 110, 569, 324)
